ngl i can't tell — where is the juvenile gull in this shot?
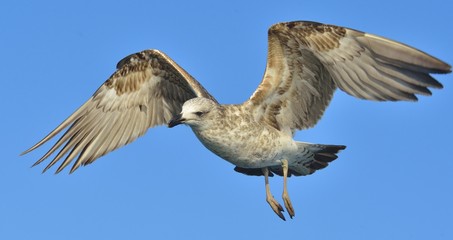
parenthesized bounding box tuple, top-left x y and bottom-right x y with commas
(22, 21, 450, 220)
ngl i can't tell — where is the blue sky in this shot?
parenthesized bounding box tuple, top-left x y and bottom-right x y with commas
(1, 0, 452, 239)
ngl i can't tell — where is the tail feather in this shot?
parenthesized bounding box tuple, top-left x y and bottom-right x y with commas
(234, 143, 346, 177)
(313, 152, 338, 162)
(299, 143, 346, 175)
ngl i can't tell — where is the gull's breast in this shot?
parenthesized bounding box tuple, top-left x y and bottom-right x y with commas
(192, 112, 296, 168)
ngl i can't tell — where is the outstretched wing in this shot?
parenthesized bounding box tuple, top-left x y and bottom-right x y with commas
(22, 49, 216, 173)
(246, 21, 451, 132)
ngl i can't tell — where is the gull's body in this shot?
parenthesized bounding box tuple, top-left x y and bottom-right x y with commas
(176, 99, 338, 175)
(186, 102, 294, 169)
(22, 21, 450, 220)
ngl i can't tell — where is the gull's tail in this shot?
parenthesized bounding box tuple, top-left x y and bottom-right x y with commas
(286, 142, 346, 176)
(233, 142, 346, 177)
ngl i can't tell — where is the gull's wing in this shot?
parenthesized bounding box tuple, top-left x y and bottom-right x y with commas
(22, 49, 216, 173)
(246, 21, 451, 132)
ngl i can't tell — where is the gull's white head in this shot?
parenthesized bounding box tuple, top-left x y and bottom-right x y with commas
(168, 97, 218, 128)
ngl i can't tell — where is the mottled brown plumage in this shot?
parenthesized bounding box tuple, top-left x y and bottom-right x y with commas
(247, 21, 449, 133)
(23, 50, 216, 173)
(22, 21, 450, 220)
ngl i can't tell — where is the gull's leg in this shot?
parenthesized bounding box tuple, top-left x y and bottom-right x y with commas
(282, 159, 295, 218)
(262, 167, 285, 221)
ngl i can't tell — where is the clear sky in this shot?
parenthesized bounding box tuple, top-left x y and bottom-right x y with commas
(1, 0, 452, 239)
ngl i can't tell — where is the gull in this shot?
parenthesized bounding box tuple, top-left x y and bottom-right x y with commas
(22, 21, 450, 220)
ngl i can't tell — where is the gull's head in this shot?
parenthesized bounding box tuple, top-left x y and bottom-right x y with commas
(168, 97, 218, 128)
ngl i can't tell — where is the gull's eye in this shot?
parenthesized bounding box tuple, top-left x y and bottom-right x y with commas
(194, 111, 204, 117)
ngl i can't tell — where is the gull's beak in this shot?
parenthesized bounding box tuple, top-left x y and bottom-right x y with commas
(168, 113, 185, 128)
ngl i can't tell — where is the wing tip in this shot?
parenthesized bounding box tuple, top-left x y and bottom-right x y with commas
(437, 64, 452, 74)
(19, 150, 29, 156)
(20, 144, 40, 156)
(425, 60, 451, 74)
(429, 79, 444, 89)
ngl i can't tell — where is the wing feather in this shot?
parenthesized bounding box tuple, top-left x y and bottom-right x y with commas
(22, 49, 215, 173)
(246, 21, 450, 131)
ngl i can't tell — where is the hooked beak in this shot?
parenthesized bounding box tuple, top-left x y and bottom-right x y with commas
(168, 113, 185, 128)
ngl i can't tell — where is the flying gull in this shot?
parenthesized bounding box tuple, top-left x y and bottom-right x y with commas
(22, 21, 451, 220)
